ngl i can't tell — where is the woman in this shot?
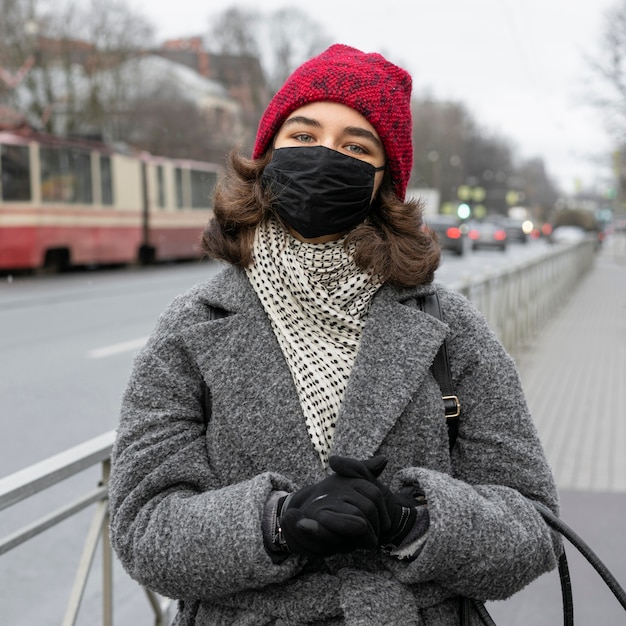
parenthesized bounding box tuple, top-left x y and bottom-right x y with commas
(109, 44, 560, 625)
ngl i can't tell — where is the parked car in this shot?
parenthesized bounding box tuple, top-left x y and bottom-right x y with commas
(503, 218, 531, 243)
(548, 225, 587, 244)
(466, 220, 508, 251)
(424, 214, 465, 255)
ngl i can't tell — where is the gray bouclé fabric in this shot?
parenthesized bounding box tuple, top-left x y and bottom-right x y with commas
(109, 265, 560, 625)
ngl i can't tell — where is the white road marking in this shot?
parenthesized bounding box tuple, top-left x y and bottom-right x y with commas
(87, 337, 148, 359)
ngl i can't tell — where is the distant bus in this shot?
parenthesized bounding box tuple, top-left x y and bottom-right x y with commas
(0, 129, 221, 271)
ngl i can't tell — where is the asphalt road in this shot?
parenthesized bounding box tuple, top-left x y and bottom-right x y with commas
(0, 259, 224, 478)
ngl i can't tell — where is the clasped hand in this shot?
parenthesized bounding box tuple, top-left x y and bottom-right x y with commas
(277, 456, 418, 558)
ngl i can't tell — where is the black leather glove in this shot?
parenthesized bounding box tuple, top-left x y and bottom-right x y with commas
(328, 455, 425, 549)
(276, 458, 391, 558)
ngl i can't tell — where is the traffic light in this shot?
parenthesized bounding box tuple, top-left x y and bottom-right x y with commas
(457, 203, 471, 219)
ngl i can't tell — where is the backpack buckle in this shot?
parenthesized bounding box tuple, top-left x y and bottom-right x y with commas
(442, 395, 461, 418)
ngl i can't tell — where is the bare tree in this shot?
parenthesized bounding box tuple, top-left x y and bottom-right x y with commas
(45, 0, 155, 136)
(411, 100, 477, 207)
(207, 6, 330, 93)
(125, 98, 227, 163)
(516, 157, 559, 221)
(203, 5, 330, 151)
(587, 0, 626, 200)
(205, 6, 269, 144)
(589, 1, 626, 140)
(265, 8, 331, 91)
(411, 97, 559, 213)
(2, 0, 154, 135)
(207, 7, 259, 57)
(0, 0, 40, 108)
(110, 58, 243, 165)
(464, 129, 516, 213)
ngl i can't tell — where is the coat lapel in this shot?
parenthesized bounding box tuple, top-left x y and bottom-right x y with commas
(180, 268, 448, 483)
(181, 268, 324, 484)
(331, 284, 449, 460)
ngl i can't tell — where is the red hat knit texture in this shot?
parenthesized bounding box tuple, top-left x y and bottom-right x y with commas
(253, 44, 413, 200)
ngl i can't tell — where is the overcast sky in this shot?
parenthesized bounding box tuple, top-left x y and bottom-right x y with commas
(128, 0, 617, 194)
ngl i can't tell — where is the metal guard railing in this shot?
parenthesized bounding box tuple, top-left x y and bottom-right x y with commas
(0, 433, 173, 626)
(0, 239, 596, 625)
(449, 238, 596, 354)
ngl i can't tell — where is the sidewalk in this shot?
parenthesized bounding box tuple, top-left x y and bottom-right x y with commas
(515, 239, 626, 493)
(487, 237, 626, 625)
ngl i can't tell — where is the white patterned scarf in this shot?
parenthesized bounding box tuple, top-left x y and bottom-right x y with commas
(245, 217, 381, 467)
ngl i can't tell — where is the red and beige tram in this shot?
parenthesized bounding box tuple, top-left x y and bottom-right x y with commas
(0, 128, 221, 271)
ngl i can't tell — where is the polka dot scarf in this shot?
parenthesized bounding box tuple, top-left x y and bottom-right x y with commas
(245, 218, 381, 467)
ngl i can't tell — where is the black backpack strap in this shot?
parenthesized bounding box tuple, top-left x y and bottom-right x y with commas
(202, 306, 228, 427)
(416, 292, 461, 451)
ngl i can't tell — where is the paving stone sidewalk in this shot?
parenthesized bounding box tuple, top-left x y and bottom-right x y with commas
(515, 240, 626, 493)
(486, 238, 626, 625)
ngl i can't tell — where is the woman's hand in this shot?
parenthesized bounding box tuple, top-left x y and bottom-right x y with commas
(276, 457, 391, 557)
(328, 456, 425, 549)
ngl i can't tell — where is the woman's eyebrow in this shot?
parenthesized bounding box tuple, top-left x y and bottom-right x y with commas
(282, 115, 321, 128)
(344, 126, 382, 148)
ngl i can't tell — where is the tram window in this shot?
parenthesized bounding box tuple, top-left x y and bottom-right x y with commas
(175, 167, 184, 209)
(156, 165, 165, 208)
(190, 170, 216, 209)
(100, 155, 113, 205)
(40, 147, 93, 203)
(1, 144, 31, 201)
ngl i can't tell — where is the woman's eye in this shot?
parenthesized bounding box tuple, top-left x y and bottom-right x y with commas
(293, 133, 314, 143)
(346, 144, 367, 155)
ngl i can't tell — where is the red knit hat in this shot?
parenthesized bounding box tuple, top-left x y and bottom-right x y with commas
(253, 44, 413, 200)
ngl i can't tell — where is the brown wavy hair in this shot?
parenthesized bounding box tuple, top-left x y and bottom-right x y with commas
(201, 150, 441, 287)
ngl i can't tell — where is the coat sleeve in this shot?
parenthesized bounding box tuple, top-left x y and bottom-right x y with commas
(385, 288, 561, 601)
(108, 294, 303, 602)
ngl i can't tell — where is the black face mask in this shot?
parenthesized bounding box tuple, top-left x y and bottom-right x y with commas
(261, 146, 384, 239)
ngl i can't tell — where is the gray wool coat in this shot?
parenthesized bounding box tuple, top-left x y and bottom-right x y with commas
(109, 265, 560, 626)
